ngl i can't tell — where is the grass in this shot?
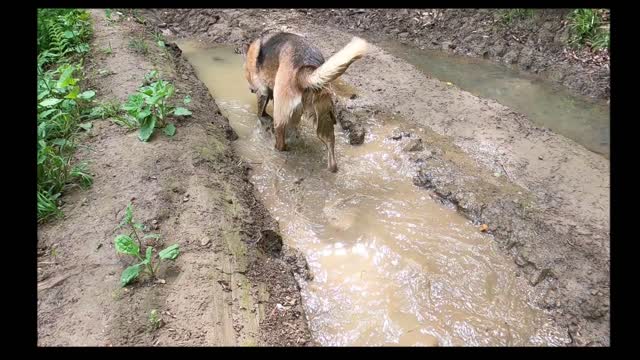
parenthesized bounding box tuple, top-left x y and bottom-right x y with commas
(568, 9, 610, 50)
(101, 42, 113, 56)
(128, 37, 149, 55)
(37, 9, 100, 222)
(500, 9, 535, 24)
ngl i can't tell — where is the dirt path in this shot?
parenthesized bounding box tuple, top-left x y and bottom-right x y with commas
(145, 9, 609, 346)
(37, 10, 313, 346)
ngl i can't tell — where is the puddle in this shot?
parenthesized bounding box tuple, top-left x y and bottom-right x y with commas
(380, 40, 610, 158)
(179, 40, 569, 346)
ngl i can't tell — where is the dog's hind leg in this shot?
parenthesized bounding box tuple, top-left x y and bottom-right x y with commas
(273, 70, 302, 152)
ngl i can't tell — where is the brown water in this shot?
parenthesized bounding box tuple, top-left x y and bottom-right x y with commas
(179, 40, 569, 346)
(380, 40, 610, 158)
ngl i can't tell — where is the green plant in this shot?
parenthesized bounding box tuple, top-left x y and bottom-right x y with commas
(568, 9, 610, 50)
(37, 9, 92, 67)
(37, 63, 98, 221)
(153, 31, 166, 49)
(114, 203, 180, 287)
(37, 8, 97, 222)
(120, 71, 192, 141)
(500, 9, 534, 24)
(101, 42, 113, 56)
(128, 38, 149, 55)
(148, 309, 163, 331)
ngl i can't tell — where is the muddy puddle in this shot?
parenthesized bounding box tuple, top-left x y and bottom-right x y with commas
(379, 41, 610, 158)
(178, 40, 569, 346)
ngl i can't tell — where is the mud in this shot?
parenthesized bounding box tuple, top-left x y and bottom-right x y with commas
(142, 9, 609, 346)
(37, 10, 313, 346)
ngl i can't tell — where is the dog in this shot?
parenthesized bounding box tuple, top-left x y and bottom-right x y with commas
(241, 32, 368, 172)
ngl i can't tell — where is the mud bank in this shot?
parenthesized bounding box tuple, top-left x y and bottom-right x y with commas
(37, 10, 313, 346)
(304, 9, 610, 101)
(144, 9, 609, 346)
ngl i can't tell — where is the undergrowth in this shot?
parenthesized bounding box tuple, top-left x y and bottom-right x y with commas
(568, 9, 610, 51)
(37, 9, 100, 222)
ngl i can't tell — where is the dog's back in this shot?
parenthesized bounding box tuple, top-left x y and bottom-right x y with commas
(249, 32, 325, 90)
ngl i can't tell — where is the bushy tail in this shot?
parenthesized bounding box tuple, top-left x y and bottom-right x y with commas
(301, 37, 368, 90)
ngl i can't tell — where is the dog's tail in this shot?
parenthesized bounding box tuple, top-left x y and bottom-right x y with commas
(300, 37, 368, 91)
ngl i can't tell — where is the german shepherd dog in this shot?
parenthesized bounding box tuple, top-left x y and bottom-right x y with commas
(241, 32, 368, 172)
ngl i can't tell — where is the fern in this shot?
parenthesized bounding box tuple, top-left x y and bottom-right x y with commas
(37, 9, 92, 66)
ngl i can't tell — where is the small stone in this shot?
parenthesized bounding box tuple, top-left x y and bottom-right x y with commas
(201, 237, 211, 246)
(402, 138, 424, 152)
(529, 269, 549, 286)
(538, 155, 544, 160)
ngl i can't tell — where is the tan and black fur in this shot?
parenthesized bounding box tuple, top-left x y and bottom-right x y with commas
(241, 32, 368, 172)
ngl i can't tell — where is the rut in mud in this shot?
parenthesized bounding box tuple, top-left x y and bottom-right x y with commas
(179, 42, 569, 346)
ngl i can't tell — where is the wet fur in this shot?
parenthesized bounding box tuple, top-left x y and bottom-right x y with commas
(242, 32, 367, 172)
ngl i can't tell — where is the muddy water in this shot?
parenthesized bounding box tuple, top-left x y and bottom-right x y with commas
(179, 41, 569, 346)
(380, 41, 610, 158)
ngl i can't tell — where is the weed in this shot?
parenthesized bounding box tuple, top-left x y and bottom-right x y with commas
(128, 38, 149, 55)
(120, 71, 192, 141)
(101, 42, 113, 56)
(114, 203, 180, 287)
(568, 9, 610, 50)
(499, 9, 534, 24)
(148, 309, 164, 331)
(153, 32, 166, 49)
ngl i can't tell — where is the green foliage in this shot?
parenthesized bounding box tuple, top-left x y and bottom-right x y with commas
(119, 71, 192, 141)
(37, 9, 92, 67)
(568, 9, 610, 50)
(114, 203, 180, 286)
(37, 9, 99, 222)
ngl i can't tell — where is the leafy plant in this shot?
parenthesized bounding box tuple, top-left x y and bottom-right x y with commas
(114, 203, 180, 287)
(568, 9, 610, 50)
(37, 9, 98, 222)
(120, 71, 192, 141)
(37, 63, 98, 221)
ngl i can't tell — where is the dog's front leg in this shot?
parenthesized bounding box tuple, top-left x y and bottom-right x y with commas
(256, 92, 274, 132)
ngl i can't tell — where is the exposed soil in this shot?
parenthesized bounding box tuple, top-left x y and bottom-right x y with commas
(142, 9, 610, 346)
(37, 10, 314, 346)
